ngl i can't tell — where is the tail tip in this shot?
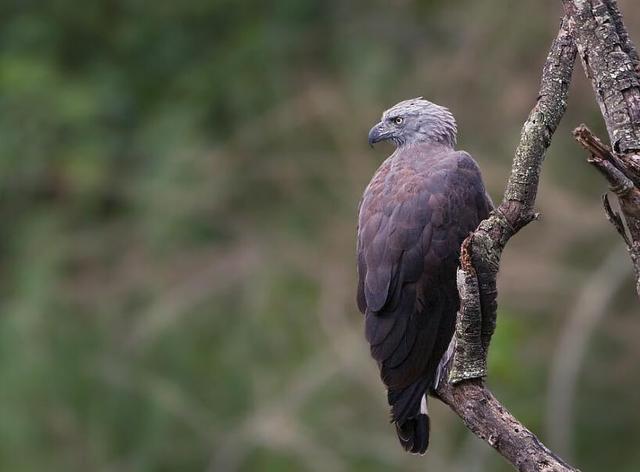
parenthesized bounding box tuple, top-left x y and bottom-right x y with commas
(396, 413, 430, 455)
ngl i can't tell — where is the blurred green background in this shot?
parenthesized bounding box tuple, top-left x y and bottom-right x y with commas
(0, 0, 639, 471)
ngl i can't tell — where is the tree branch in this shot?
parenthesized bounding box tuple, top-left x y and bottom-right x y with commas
(435, 19, 579, 472)
(438, 379, 576, 472)
(573, 125, 640, 221)
(562, 0, 640, 298)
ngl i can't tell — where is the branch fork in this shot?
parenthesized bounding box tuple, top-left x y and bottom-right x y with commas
(434, 18, 579, 472)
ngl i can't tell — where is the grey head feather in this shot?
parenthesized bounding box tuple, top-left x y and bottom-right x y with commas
(373, 98, 457, 148)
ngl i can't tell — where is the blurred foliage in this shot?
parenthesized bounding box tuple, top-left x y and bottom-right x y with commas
(0, 1, 639, 471)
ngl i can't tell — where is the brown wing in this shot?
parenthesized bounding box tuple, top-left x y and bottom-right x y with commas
(357, 150, 491, 401)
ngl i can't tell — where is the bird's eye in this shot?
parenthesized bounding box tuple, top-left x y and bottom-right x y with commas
(394, 117, 404, 125)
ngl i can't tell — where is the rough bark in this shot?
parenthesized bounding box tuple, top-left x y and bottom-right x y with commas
(435, 19, 579, 472)
(449, 239, 486, 381)
(562, 0, 640, 298)
(437, 379, 576, 472)
(562, 0, 640, 154)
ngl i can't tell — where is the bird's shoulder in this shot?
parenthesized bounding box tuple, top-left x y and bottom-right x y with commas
(360, 148, 480, 214)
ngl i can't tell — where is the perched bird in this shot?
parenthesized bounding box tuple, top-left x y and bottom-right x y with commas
(356, 98, 492, 454)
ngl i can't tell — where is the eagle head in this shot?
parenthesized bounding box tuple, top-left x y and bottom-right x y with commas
(368, 98, 457, 148)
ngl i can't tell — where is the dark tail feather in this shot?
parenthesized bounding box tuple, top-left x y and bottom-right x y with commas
(388, 379, 430, 454)
(396, 412, 430, 454)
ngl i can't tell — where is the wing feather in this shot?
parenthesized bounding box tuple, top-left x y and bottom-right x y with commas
(357, 148, 492, 393)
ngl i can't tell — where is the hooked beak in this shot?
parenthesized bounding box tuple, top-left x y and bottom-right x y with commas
(368, 122, 391, 147)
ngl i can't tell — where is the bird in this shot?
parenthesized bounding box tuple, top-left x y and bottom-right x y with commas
(356, 98, 493, 454)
